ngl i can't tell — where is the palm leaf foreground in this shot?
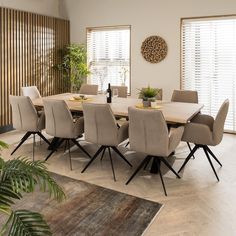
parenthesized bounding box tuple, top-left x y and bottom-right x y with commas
(0, 141, 66, 236)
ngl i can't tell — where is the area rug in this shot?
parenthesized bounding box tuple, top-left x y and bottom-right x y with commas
(0, 173, 162, 236)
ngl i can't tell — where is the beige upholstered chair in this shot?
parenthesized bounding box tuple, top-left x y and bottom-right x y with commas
(21, 86, 41, 99)
(9, 95, 50, 160)
(81, 103, 132, 181)
(79, 84, 98, 95)
(22, 86, 43, 114)
(178, 99, 229, 181)
(111, 86, 128, 98)
(126, 107, 184, 196)
(171, 90, 198, 103)
(43, 99, 91, 169)
(171, 89, 199, 157)
(138, 88, 163, 100)
(111, 85, 128, 125)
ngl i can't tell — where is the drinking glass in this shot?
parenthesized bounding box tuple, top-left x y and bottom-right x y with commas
(112, 88, 119, 101)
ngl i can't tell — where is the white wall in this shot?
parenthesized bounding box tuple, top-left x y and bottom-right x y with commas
(0, 0, 61, 18)
(62, 0, 236, 99)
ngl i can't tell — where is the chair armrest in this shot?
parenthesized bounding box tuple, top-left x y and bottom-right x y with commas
(182, 122, 213, 145)
(168, 126, 184, 154)
(191, 114, 214, 130)
(37, 110, 45, 130)
(73, 116, 84, 135)
(117, 121, 129, 144)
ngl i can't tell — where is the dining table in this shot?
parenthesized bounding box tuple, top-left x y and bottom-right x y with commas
(33, 93, 203, 124)
(32, 93, 204, 174)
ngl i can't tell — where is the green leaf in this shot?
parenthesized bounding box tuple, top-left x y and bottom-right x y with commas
(0, 155, 66, 234)
(0, 141, 8, 151)
(6, 210, 52, 236)
(55, 43, 90, 90)
(138, 86, 160, 99)
(0, 204, 11, 215)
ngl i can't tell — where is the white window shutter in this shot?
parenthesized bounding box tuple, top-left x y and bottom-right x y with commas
(87, 26, 130, 93)
(182, 17, 236, 132)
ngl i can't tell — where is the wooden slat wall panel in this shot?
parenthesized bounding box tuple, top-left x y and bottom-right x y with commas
(0, 7, 70, 128)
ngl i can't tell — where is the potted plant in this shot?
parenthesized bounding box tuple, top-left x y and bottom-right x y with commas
(57, 43, 90, 93)
(138, 86, 159, 107)
(0, 140, 65, 235)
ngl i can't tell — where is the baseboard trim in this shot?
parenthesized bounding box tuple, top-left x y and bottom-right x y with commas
(0, 125, 14, 134)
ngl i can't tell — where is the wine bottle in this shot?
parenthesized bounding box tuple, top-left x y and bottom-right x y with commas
(106, 83, 112, 103)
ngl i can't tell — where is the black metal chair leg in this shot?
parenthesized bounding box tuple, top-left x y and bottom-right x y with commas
(203, 147, 219, 181)
(11, 132, 32, 155)
(206, 146, 222, 167)
(37, 132, 51, 145)
(32, 133, 36, 162)
(48, 137, 60, 150)
(81, 146, 104, 173)
(45, 139, 65, 161)
(178, 145, 198, 173)
(67, 140, 72, 171)
(187, 142, 195, 159)
(64, 140, 67, 152)
(157, 159, 167, 196)
(111, 147, 132, 167)
(100, 147, 106, 161)
(45, 149, 57, 161)
(71, 139, 91, 158)
(126, 156, 150, 185)
(108, 147, 116, 181)
(143, 155, 152, 170)
(160, 157, 181, 179)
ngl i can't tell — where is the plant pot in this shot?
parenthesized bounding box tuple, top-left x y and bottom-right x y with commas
(151, 101, 157, 108)
(143, 100, 151, 107)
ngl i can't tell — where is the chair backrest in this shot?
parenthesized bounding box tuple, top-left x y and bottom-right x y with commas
(9, 95, 39, 131)
(21, 86, 41, 99)
(213, 99, 229, 145)
(138, 88, 163, 100)
(128, 107, 169, 156)
(43, 99, 74, 138)
(82, 103, 118, 146)
(171, 90, 198, 103)
(111, 86, 128, 98)
(79, 84, 98, 95)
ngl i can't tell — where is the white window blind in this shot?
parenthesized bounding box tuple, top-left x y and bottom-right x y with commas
(87, 26, 130, 92)
(182, 17, 236, 132)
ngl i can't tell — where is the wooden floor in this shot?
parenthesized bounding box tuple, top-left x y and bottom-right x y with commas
(1, 130, 236, 236)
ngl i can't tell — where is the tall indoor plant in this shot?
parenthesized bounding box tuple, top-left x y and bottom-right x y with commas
(0, 141, 65, 236)
(57, 43, 90, 92)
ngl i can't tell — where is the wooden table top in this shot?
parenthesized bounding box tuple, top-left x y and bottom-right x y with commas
(33, 93, 204, 124)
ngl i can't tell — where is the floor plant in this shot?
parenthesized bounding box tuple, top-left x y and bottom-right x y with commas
(0, 140, 66, 236)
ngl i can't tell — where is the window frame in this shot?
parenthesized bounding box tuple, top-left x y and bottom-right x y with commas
(86, 25, 131, 95)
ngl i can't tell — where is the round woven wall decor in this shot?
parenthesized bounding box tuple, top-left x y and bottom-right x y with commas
(141, 36, 168, 63)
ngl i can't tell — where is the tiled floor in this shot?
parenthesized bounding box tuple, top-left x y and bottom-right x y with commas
(1, 130, 236, 235)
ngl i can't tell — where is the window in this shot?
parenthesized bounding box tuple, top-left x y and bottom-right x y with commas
(181, 16, 236, 132)
(87, 26, 131, 92)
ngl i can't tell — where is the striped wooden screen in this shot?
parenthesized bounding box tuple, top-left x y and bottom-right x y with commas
(0, 7, 70, 130)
